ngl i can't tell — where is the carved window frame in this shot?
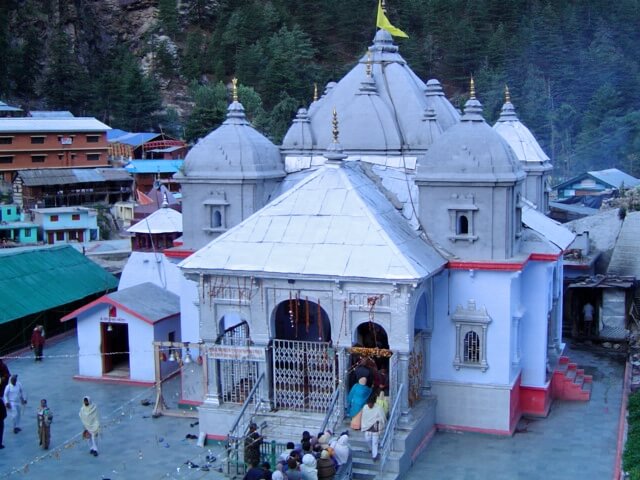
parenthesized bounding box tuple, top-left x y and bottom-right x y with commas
(202, 197, 229, 233)
(452, 300, 491, 372)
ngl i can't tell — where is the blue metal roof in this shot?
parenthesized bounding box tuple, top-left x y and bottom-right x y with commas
(588, 168, 640, 190)
(124, 159, 184, 174)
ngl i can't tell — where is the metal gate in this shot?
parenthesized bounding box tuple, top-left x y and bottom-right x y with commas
(220, 323, 259, 404)
(272, 339, 337, 413)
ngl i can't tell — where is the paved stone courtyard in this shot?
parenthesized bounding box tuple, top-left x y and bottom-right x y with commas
(0, 335, 625, 479)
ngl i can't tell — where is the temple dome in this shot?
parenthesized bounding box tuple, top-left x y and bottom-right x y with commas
(417, 96, 524, 183)
(181, 101, 284, 180)
(493, 98, 551, 165)
(282, 30, 459, 155)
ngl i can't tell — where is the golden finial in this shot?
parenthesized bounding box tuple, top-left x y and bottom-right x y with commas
(313, 83, 318, 102)
(366, 51, 372, 77)
(505, 84, 511, 103)
(332, 108, 339, 143)
(469, 76, 476, 100)
(231, 77, 238, 102)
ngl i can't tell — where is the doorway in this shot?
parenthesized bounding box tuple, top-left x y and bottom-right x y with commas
(101, 322, 130, 377)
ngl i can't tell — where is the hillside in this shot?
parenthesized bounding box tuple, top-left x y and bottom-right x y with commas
(1, 0, 639, 181)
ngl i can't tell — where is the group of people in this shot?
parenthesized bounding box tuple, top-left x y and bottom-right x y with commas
(346, 356, 390, 462)
(0, 357, 101, 456)
(243, 424, 352, 480)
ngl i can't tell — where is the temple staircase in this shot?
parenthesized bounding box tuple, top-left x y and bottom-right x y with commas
(551, 356, 592, 401)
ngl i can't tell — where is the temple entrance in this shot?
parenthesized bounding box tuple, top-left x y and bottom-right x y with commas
(272, 298, 336, 412)
(350, 322, 390, 391)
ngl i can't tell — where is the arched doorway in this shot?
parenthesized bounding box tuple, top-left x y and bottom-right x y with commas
(350, 322, 391, 391)
(272, 297, 336, 412)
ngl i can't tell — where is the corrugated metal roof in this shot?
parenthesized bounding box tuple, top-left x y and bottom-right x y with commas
(522, 200, 575, 251)
(17, 168, 131, 186)
(29, 111, 74, 118)
(0, 244, 118, 324)
(0, 117, 110, 133)
(125, 160, 183, 174)
(108, 132, 159, 147)
(61, 282, 179, 324)
(607, 211, 640, 277)
(589, 168, 640, 189)
(0, 101, 22, 112)
(180, 161, 445, 281)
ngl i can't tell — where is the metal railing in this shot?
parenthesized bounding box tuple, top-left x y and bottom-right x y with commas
(335, 452, 353, 480)
(379, 382, 404, 474)
(225, 372, 265, 475)
(319, 386, 343, 435)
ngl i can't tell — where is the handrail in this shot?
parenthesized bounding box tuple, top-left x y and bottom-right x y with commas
(379, 382, 404, 473)
(319, 386, 341, 435)
(225, 372, 265, 475)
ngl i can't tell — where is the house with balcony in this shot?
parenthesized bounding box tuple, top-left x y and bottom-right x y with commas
(0, 116, 111, 184)
(31, 206, 99, 244)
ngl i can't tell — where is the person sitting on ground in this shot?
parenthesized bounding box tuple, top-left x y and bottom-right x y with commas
(316, 449, 336, 480)
(243, 459, 265, 480)
(312, 443, 323, 459)
(285, 457, 304, 480)
(317, 431, 332, 450)
(301, 438, 312, 455)
(301, 453, 318, 480)
(279, 441, 296, 464)
(330, 434, 350, 467)
(261, 461, 273, 480)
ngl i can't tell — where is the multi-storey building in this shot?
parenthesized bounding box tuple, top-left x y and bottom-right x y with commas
(0, 117, 111, 184)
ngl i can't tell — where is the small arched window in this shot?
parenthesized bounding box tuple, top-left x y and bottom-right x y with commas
(457, 215, 469, 235)
(211, 209, 222, 228)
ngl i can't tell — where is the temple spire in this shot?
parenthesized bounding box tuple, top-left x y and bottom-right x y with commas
(231, 77, 239, 103)
(332, 108, 339, 143)
(313, 83, 318, 102)
(366, 51, 373, 77)
(469, 76, 476, 100)
(505, 84, 511, 103)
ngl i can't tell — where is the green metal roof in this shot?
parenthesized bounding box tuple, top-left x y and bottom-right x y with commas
(0, 244, 118, 324)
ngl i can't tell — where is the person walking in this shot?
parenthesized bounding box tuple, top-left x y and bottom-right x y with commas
(0, 394, 6, 449)
(79, 396, 100, 456)
(37, 399, 53, 449)
(0, 358, 10, 395)
(361, 396, 386, 461)
(3, 374, 27, 434)
(346, 377, 371, 430)
(30, 326, 45, 362)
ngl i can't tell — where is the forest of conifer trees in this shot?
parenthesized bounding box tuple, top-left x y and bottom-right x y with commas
(1, 0, 639, 181)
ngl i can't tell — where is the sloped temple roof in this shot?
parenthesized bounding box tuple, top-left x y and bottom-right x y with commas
(180, 161, 446, 281)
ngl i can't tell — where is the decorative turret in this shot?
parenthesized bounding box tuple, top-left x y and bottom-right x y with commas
(175, 77, 285, 251)
(415, 79, 525, 260)
(493, 85, 552, 213)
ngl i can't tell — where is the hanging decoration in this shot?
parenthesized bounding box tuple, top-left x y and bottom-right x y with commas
(318, 299, 323, 342)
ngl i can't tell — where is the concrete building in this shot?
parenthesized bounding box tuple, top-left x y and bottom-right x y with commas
(31, 206, 99, 244)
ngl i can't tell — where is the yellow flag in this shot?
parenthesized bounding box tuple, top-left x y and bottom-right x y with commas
(376, 0, 408, 38)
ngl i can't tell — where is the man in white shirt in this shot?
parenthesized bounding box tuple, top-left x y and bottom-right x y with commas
(3, 374, 27, 434)
(583, 302, 595, 336)
(360, 396, 386, 461)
